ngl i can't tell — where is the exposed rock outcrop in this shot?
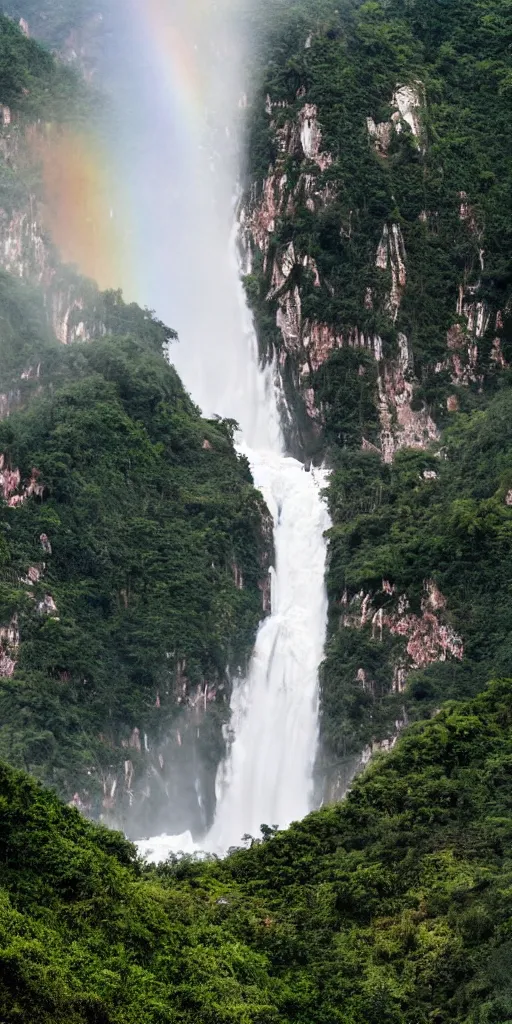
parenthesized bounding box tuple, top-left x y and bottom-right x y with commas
(37, 594, 59, 618)
(342, 578, 463, 679)
(0, 123, 107, 349)
(243, 70, 505, 462)
(367, 82, 424, 155)
(378, 334, 439, 463)
(0, 455, 44, 506)
(242, 82, 440, 460)
(0, 615, 19, 677)
(375, 223, 407, 322)
(242, 100, 333, 266)
(298, 104, 333, 170)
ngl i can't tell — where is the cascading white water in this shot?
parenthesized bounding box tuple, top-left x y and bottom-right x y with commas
(138, 298, 331, 860)
(207, 448, 330, 852)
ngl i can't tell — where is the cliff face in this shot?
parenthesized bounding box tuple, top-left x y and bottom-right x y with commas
(243, 81, 506, 461)
(244, 0, 512, 791)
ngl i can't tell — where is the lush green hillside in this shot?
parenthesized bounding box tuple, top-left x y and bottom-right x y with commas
(241, 0, 512, 786)
(0, 6, 510, 1020)
(321, 386, 512, 762)
(1, 677, 512, 1022)
(0, 272, 270, 836)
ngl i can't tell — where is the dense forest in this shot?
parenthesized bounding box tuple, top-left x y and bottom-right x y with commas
(1, 677, 512, 1022)
(0, 286, 271, 834)
(240, 0, 512, 789)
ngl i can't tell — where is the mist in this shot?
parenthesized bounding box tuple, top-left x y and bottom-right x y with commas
(86, 0, 261, 429)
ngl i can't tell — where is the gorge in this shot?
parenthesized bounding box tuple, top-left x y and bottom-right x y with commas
(0, 1, 512, 1021)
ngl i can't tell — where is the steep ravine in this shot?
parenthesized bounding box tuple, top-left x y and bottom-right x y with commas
(0, 5, 511, 1021)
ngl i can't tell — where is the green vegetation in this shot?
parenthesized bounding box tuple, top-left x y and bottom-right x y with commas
(0, 16, 271, 830)
(0, 13, 89, 120)
(0, 5, 509, 1020)
(243, 0, 512, 771)
(1, 677, 512, 1021)
(0, 274, 268, 823)
(321, 385, 512, 759)
(246, 0, 511, 391)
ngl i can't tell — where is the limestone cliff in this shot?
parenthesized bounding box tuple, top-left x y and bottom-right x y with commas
(0, 122, 109, 357)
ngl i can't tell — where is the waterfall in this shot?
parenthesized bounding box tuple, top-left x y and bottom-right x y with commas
(138, 299, 331, 860)
(96, 0, 331, 860)
(135, 110, 331, 864)
(207, 447, 330, 852)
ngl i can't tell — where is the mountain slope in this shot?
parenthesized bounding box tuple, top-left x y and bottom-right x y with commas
(241, 0, 512, 790)
(1, 677, 512, 1022)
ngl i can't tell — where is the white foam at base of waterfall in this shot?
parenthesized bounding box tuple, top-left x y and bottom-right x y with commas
(137, 442, 330, 862)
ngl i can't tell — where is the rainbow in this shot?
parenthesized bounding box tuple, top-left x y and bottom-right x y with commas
(134, 0, 210, 140)
(37, 125, 133, 293)
(38, 0, 233, 299)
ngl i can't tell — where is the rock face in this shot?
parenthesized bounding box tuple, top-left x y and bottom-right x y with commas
(104, 661, 230, 838)
(242, 71, 507, 460)
(242, 87, 431, 457)
(244, 174, 441, 459)
(378, 333, 439, 463)
(320, 576, 465, 800)
(342, 579, 463, 678)
(0, 616, 19, 677)
(243, 11, 512, 792)
(367, 83, 424, 155)
(0, 457, 58, 679)
(0, 455, 44, 506)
